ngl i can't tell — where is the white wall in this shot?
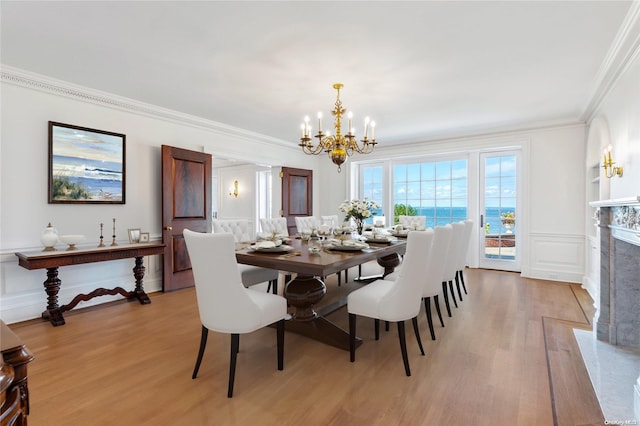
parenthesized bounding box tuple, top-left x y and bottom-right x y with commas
(583, 50, 640, 306)
(0, 67, 316, 323)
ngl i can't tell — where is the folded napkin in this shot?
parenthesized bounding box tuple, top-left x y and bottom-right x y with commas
(252, 241, 277, 249)
(341, 240, 367, 248)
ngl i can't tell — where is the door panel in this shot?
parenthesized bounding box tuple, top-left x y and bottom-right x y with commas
(281, 167, 312, 235)
(162, 145, 212, 291)
(479, 151, 520, 271)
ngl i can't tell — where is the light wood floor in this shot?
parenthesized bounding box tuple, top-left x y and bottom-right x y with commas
(9, 267, 604, 426)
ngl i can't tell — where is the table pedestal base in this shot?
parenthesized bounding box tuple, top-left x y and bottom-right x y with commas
(284, 274, 362, 351)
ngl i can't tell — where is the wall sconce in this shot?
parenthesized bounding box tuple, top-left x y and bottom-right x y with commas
(229, 180, 239, 198)
(603, 145, 624, 178)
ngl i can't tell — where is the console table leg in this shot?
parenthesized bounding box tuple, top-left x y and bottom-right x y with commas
(42, 267, 65, 326)
(132, 256, 151, 305)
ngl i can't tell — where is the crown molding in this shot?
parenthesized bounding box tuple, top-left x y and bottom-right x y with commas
(581, 0, 640, 123)
(0, 65, 296, 151)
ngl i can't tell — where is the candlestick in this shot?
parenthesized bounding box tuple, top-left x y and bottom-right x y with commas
(98, 223, 105, 247)
(111, 218, 118, 246)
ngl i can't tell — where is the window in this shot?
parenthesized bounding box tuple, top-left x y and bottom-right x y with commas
(392, 158, 468, 227)
(359, 164, 384, 223)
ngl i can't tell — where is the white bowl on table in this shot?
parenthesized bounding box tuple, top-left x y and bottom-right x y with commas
(59, 234, 85, 250)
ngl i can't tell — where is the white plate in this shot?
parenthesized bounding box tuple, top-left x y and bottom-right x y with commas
(326, 243, 369, 252)
(365, 237, 393, 244)
(250, 244, 293, 253)
(390, 231, 409, 237)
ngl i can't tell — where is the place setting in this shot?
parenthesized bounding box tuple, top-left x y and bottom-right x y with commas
(324, 238, 370, 252)
(248, 240, 294, 254)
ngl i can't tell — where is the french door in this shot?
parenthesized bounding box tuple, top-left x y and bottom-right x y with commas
(478, 151, 520, 271)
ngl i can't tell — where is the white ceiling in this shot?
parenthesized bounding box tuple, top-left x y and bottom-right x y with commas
(0, 1, 632, 146)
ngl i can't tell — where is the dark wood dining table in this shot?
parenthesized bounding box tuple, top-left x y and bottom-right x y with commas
(235, 237, 406, 351)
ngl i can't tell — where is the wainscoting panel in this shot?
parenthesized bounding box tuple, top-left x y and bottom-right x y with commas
(524, 233, 585, 283)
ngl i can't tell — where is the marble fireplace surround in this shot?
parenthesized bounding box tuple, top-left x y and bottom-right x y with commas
(590, 196, 640, 348)
(589, 196, 640, 421)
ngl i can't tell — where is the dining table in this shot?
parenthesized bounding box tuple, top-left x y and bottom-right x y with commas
(235, 237, 407, 351)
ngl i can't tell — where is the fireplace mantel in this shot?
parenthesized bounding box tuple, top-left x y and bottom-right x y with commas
(590, 195, 640, 208)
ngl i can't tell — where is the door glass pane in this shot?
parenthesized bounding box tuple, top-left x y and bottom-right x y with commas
(483, 155, 516, 261)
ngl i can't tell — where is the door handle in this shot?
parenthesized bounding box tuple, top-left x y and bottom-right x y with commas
(164, 226, 173, 231)
(480, 214, 484, 228)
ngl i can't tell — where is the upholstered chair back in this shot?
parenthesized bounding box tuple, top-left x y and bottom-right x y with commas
(398, 215, 427, 229)
(378, 229, 434, 321)
(320, 215, 340, 227)
(423, 225, 452, 297)
(443, 221, 466, 281)
(212, 219, 252, 243)
(294, 216, 321, 234)
(259, 217, 289, 236)
(183, 231, 265, 333)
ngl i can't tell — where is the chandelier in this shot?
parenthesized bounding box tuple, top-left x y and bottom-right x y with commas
(299, 83, 377, 172)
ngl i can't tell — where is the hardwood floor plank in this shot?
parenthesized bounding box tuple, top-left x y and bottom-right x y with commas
(8, 268, 604, 425)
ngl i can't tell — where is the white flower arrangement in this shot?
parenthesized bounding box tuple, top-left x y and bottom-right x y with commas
(338, 198, 380, 232)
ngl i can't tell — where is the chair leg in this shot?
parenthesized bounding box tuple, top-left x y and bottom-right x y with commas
(338, 272, 342, 286)
(455, 273, 463, 302)
(228, 334, 239, 398)
(424, 297, 436, 340)
(192, 325, 209, 379)
(411, 316, 425, 355)
(449, 280, 458, 308)
(434, 295, 445, 327)
(459, 269, 468, 294)
(276, 319, 284, 371)
(349, 313, 357, 362)
(345, 268, 349, 282)
(385, 321, 390, 332)
(374, 318, 380, 340)
(442, 282, 452, 317)
(397, 321, 411, 376)
(268, 279, 278, 295)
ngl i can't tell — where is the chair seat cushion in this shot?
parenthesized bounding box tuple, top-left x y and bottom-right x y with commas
(347, 279, 395, 319)
(238, 264, 278, 287)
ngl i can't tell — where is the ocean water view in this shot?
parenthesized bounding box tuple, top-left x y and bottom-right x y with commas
(370, 206, 516, 235)
(51, 154, 123, 201)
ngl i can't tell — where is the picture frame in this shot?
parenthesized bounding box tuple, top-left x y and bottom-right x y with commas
(48, 121, 126, 204)
(128, 228, 141, 244)
(139, 232, 150, 243)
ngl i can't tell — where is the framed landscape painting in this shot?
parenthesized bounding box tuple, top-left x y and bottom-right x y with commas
(48, 121, 126, 204)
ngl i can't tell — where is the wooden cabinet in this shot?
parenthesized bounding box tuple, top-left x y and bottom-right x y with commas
(0, 321, 33, 425)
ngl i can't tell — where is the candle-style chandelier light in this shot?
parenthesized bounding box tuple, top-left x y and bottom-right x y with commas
(299, 83, 377, 172)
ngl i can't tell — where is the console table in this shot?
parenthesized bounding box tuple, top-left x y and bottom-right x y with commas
(15, 242, 164, 326)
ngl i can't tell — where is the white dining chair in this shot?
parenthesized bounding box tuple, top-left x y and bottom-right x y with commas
(320, 215, 340, 227)
(441, 221, 466, 317)
(294, 216, 320, 234)
(422, 224, 453, 340)
(260, 217, 289, 237)
(212, 218, 252, 242)
(213, 219, 279, 294)
(455, 220, 474, 298)
(347, 229, 434, 376)
(183, 230, 287, 398)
